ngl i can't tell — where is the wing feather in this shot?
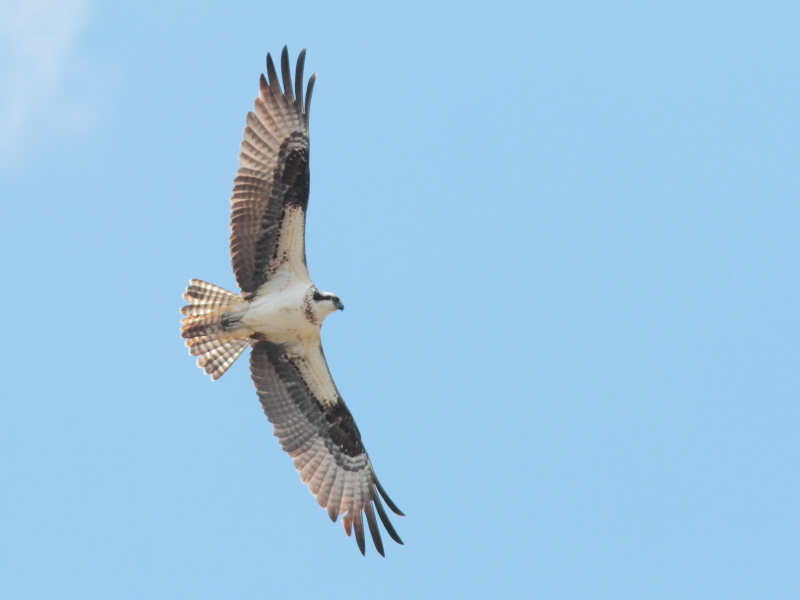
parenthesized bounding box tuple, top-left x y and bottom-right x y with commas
(364, 502, 384, 556)
(299, 443, 326, 483)
(326, 471, 345, 522)
(266, 52, 281, 91)
(316, 459, 338, 509)
(304, 73, 317, 120)
(353, 504, 366, 555)
(294, 49, 306, 105)
(229, 47, 313, 299)
(373, 490, 403, 545)
(308, 453, 333, 496)
(280, 46, 294, 102)
(250, 339, 403, 555)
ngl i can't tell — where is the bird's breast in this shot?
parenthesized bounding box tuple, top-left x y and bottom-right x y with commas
(241, 283, 317, 343)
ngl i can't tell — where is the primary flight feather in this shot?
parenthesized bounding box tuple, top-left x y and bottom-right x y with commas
(179, 47, 403, 556)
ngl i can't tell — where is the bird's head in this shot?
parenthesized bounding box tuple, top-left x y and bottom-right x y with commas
(310, 288, 344, 321)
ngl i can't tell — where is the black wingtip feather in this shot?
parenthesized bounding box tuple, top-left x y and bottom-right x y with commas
(280, 46, 293, 101)
(353, 511, 366, 556)
(373, 491, 404, 545)
(295, 48, 306, 106)
(305, 72, 317, 120)
(364, 503, 385, 557)
(266, 53, 280, 93)
(375, 478, 405, 516)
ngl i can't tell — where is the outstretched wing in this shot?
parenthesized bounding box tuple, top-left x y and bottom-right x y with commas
(230, 46, 316, 299)
(250, 339, 404, 556)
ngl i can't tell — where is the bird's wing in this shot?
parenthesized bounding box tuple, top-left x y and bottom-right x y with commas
(250, 339, 404, 556)
(230, 46, 316, 299)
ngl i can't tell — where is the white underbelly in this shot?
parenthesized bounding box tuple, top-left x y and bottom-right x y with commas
(240, 283, 316, 343)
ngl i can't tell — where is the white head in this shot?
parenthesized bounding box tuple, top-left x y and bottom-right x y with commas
(308, 288, 344, 323)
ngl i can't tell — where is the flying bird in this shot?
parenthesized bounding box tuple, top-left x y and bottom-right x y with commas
(180, 47, 403, 556)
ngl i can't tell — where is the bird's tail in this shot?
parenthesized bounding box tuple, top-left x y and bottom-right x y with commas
(180, 279, 250, 380)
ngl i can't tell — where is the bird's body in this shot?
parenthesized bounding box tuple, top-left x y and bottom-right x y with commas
(230, 278, 317, 341)
(179, 47, 403, 556)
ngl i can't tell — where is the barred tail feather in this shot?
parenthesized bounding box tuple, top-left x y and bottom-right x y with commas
(181, 279, 242, 316)
(180, 279, 249, 380)
(195, 338, 250, 380)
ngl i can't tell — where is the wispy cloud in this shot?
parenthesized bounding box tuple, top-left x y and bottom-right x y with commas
(0, 0, 103, 168)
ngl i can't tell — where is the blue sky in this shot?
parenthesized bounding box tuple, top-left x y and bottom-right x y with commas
(1, 1, 798, 598)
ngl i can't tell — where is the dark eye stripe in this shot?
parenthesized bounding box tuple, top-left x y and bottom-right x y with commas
(312, 289, 341, 304)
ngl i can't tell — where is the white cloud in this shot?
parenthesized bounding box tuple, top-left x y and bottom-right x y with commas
(0, 0, 103, 168)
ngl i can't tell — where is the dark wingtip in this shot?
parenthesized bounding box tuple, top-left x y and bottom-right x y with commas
(280, 45, 293, 101)
(266, 52, 280, 93)
(373, 490, 404, 546)
(294, 48, 306, 106)
(353, 511, 366, 555)
(375, 478, 405, 516)
(365, 502, 385, 557)
(304, 72, 317, 119)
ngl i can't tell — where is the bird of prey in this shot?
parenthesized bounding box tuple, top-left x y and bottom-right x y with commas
(180, 47, 403, 556)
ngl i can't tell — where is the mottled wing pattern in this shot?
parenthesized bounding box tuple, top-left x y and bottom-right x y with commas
(230, 46, 317, 299)
(250, 340, 404, 556)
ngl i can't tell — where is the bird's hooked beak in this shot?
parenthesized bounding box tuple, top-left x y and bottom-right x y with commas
(335, 299, 345, 311)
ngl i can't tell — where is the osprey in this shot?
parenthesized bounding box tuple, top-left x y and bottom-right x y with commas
(180, 47, 403, 556)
